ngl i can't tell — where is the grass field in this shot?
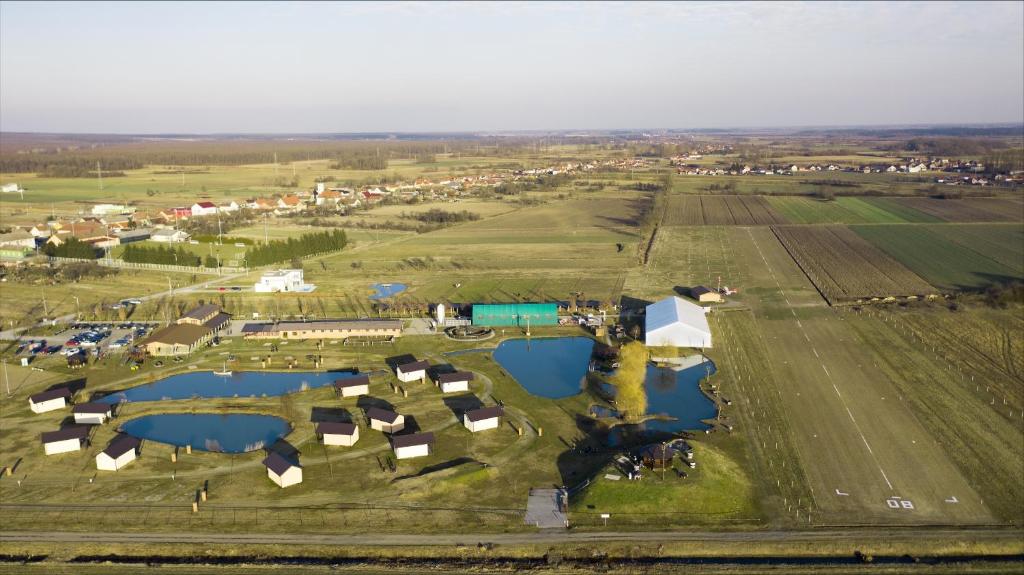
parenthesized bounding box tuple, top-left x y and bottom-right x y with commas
(764, 196, 933, 224)
(663, 195, 787, 225)
(888, 197, 1024, 222)
(852, 224, 1024, 291)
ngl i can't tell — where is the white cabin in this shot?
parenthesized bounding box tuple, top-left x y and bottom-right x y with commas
(29, 388, 72, 414)
(41, 427, 89, 455)
(317, 422, 359, 447)
(436, 371, 472, 394)
(393, 432, 434, 460)
(396, 360, 429, 383)
(263, 452, 302, 488)
(334, 375, 370, 398)
(464, 406, 503, 433)
(73, 402, 113, 425)
(95, 435, 140, 471)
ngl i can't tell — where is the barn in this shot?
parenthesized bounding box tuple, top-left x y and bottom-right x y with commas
(691, 286, 723, 303)
(396, 360, 429, 383)
(263, 452, 302, 488)
(644, 296, 713, 349)
(471, 303, 558, 327)
(436, 371, 473, 394)
(334, 375, 370, 398)
(96, 434, 141, 471)
(29, 387, 72, 414)
(392, 432, 434, 459)
(463, 405, 503, 433)
(366, 407, 405, 433)
(73, 402, 113, 425)
(317, 421, 359, 446)
(40, 426, 90, 455)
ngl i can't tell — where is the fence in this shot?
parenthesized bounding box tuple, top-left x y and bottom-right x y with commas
(48, 256, 246, 275)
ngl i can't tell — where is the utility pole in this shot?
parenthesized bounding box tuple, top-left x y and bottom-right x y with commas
(97, 162, 103, 190)
(264, 213, 269, 244)
(42, 287, 48, 317)
(73, 296, 80, 320)
(2, 359, 9, 397)
(167, 276, 173, 297)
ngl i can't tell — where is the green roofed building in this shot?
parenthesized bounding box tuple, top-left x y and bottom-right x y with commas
(471, 303, 558, 327)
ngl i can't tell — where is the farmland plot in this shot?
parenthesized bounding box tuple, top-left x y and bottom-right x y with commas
(663, 195, 787, 225)
(889, 197, 1024, 222)
(766, 196, 922, 224)
(852, 225, 1023, 291)
(772, 225, 936, 304)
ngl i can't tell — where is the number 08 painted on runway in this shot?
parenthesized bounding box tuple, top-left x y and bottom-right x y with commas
(886, 498, 914, 510)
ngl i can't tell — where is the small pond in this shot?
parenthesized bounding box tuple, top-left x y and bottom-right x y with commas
(493, 336, 595, 399)
(606, 360, 718, 442)
(120, 413, 291, 453)
(369, 282, 407, 300)
(98, 370, 358, 403)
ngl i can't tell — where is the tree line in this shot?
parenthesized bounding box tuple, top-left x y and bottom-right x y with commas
(245, 229, 347, 267)
(43, 238, 100, 259)
(122, 244, 203, 267)
(402, 209, 480, 224)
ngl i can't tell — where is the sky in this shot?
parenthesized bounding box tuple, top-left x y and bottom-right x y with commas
(1, 1, 1022, 134)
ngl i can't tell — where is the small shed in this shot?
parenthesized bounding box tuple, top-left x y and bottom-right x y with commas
(96, 434, 141, 471)
(463, 405, 503, 433)
(73, 402, 113, 425)
(29, 387, 72, 414)
(691, 286, 722, 303)
(392, 432, 435, 460)
(396, 360, 429, 383)
(436, 371, 473, 394)
(40, 426, 90, 455)
(366, 407, 405, 433)
(638, 441, 692, 469)
(263, 452, 302, 488)
(316, 421, 359, 447)
(334, 375, 370, 398)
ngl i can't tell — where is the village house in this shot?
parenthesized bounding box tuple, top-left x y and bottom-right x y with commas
(72, 402, 113, 425)
(435, 371, 473, 394)
(29, 387, 72, 413)
(253, 269, 310, 293)
(219, 201, 240, 213)
(367, 407, 405, 433)
(241, 319, 402, 341)
(95, 434, 141, 471)
(248, 198, 277, 211)
(334, 375, 370, 398)
(276, 195, 303, 212)
(316, 422, 359, 447)
(25, 224, 51, 239)
(263, 452, 302, 488)
(392, 432, 434, 460)
(463, 405, 503, 433)
(0, 229, 36, 250)
(41, 426, 90, 455)
(150, 228, 190, 243)
(396, 360, 429, 383)
(190, 201, 219, 217)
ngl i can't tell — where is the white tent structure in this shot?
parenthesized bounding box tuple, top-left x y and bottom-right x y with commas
(644, 296, 713, 349)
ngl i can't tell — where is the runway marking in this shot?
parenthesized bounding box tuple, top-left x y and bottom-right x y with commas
(945, 496, 959, 504)
(835, 489, 849, 496)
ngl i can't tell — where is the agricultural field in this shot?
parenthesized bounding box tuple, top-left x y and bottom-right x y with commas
(663, 194, 787, 225)
(771, 225, 936, 304)
(766, 196, 934, 224)
(887, 197, 1024, 222)
(852, 224, 1024, 291)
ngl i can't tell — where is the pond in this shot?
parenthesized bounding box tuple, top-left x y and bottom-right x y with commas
(119, 413, 291, 453)
(493, 336, 595, 399)
(369, 282, 407, 300)
(605, 359, 718, 442)
(97, 370, 358, 403)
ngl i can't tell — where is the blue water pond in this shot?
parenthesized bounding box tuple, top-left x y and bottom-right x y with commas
(120, 413, 291, 453)
(605, 360, 718, 439)
(493, 336, 595, 399)
(98, 370, 358, 403)
(369, 282, 407, 300)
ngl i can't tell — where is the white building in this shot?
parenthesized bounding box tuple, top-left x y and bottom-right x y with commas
(41, 426, 90, 455)
(317, 422, 360, 447)
(263, 452, 302, 488)
(1, 183, 23, 194)
(334, 375, 370, 398)
(91, 204, 133, 216)
(645, 296, 713, 349)
(151, 229, 190, 243)
(253, 269, 311, 293)
(367, 407, 405, 433)
(463, 406, 503, 433)
(95, 434, 140, 471)
(190, 202, 219, 217)
(218, 201, 240, 213)
(396, 360, 429, 383)
(436, 371, 472, 394)
(72, 402, 113, 425)
(392, 432, 434, 459)
(29, 388, 72, 414)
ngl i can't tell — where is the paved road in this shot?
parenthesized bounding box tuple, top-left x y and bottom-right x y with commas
(1, 527, 1020, 547)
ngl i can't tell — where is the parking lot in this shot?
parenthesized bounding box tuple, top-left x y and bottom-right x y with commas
(13, 322, 159, 364)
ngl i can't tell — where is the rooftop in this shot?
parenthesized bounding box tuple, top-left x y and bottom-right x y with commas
(102, 434, 141, 458)
(262, 451, 297, 475)
(181, 303, 221, 321)
(398, 360, 430, 373)
(465, 405, 504, 422)
(366, 407, 401, 424)
(316, 421, 357, 436)
(72, 402, 112, 415)
(144, 323, 212, 346)
(40, 425, 90, 443)
(30, 387, 72, 404)
(392, 432, 435, 448)
(437, 371, 474, 384)
(334, 375, 370, 389)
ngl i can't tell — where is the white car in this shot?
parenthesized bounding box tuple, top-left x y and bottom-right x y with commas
(61, 347, 81, 356)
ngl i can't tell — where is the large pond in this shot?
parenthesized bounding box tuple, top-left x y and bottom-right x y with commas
(120, 413, 290, 453)
(369, 282, 407, 300)
(493, 337, 595, 399)
(98, 370, 358, 403)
